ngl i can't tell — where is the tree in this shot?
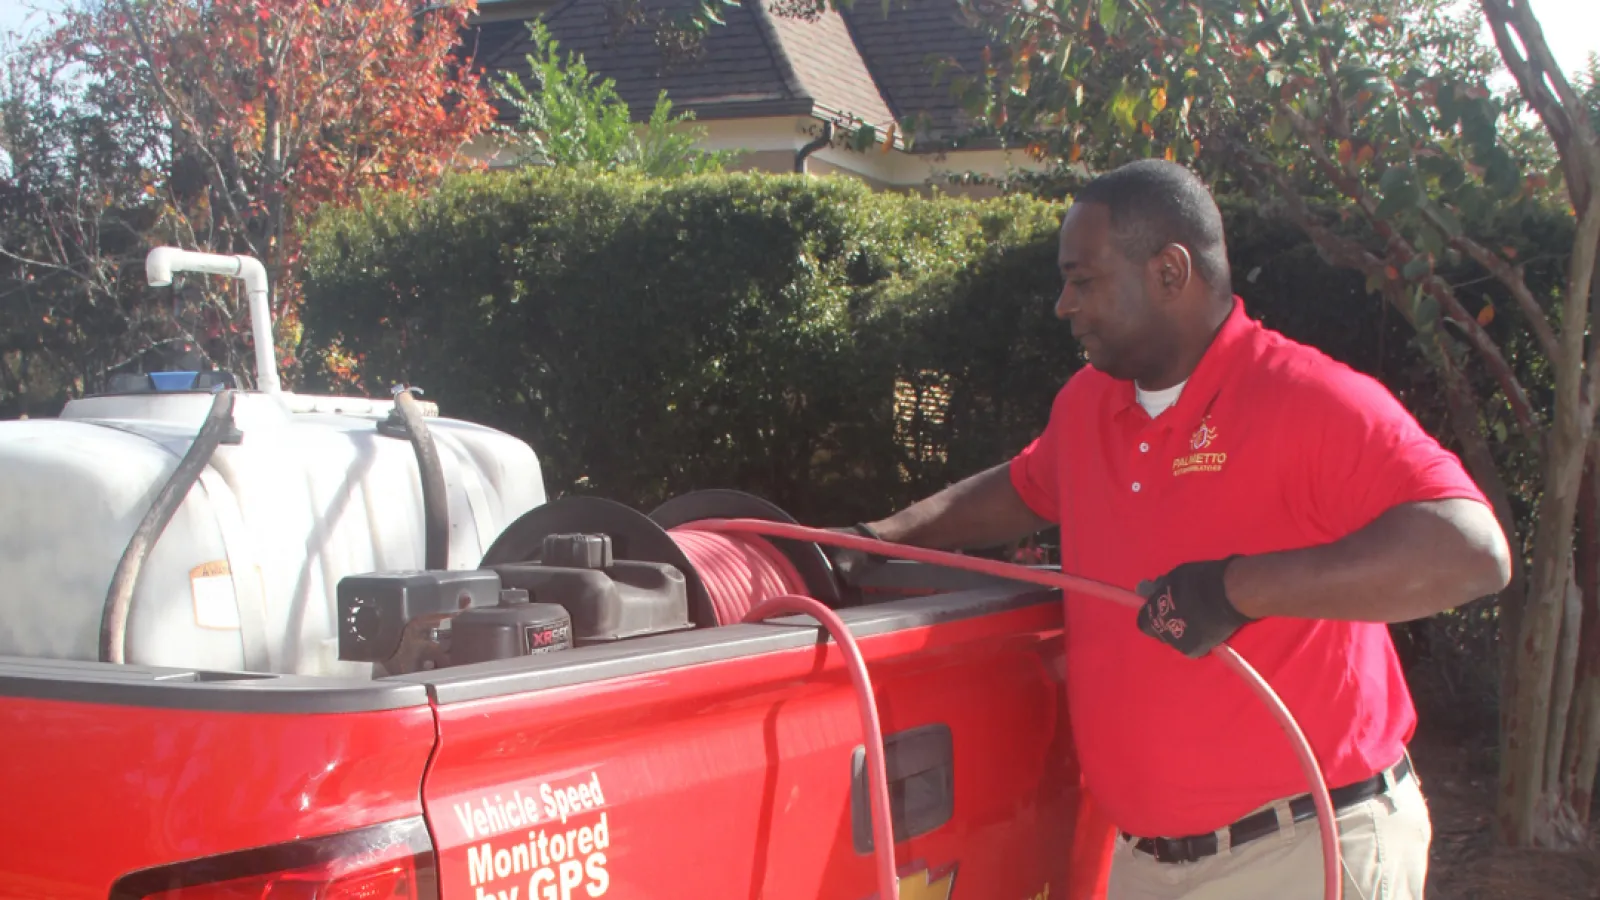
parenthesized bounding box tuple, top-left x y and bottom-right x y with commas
(494, 20, 735, 177)
(11, 0, 495, 390)
(921, 0, 1599, 848)
(1, 33, 187, 413)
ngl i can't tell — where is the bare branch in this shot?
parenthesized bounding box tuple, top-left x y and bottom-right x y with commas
(1237, 145, 1543, 438)
(1414, 269, 1540, 435)
(1480, 0, 1564, 128)
(1417, 206, 1561, 360)
(1573, 202, 1600, 423)
(1480, 0, 1592, 210)
(112, 0, 260, 259)
(1502, 0, 1587, 125)
(1287, 0, 1351, 140)
(1270, 104, 1541, 431)
(1279, 104, 1371, 209)
(0, 245, 99, 287)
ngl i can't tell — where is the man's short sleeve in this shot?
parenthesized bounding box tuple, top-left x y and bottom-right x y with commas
(1296, 360, 1489, 538)
(1009, 387, 1071, 524)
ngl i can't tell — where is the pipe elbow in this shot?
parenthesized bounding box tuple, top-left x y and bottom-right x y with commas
(142, 246, 280, 395)
(235, 255, 268, 292)
(145, 247, 180, 287)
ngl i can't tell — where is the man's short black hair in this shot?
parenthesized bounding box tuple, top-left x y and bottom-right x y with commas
(1072, 159, 1230, 295)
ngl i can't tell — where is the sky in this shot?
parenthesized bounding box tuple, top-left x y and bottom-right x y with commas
(0, 0, 63, 47)
(0, 0, 1596, 87)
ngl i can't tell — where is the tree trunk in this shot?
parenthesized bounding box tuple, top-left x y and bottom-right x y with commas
(1499, 397, 1589, 846)
(1542, 557, 1582, 799)
(1562, 610, 1600, 827)
(1560, 453, 1600, 828)
(0, 352, 26, 418)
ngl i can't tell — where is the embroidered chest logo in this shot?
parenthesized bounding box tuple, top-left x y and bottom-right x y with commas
(1173, 416, 1227, 476)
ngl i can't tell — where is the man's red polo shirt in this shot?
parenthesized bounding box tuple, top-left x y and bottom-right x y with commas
(1010, 296, 1488, 839)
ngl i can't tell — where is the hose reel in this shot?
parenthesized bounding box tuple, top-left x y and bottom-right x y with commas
(479, 490, 846, 627)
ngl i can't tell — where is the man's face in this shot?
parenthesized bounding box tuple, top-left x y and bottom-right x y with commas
(1054, 202, 1162, 383)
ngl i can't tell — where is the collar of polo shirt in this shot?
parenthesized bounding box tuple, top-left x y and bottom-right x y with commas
(1135, 381, 1186, 417)
(1117, 295, 1253, 429)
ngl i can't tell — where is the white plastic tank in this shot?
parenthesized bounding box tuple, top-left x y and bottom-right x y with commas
(0, 249, 546, 677)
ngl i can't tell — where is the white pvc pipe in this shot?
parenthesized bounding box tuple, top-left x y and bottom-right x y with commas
(145, 247, 280, 395)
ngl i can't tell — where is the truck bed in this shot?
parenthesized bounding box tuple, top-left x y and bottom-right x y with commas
(0, 566, 1114, 900)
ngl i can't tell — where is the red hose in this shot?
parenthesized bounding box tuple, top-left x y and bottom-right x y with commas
(742, 593, 901, 900)
(670, 527, 808, 624)
(667, 527, 902, 898)
(682, 518, 1343, 900)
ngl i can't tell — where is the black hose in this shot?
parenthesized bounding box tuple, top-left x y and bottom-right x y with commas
(393, 388, 450, 571)
(100, 388, 237, 663)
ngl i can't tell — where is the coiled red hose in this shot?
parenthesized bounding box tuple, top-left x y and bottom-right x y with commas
(670, 519, 1343, 900)
(668, 527, 809, 624)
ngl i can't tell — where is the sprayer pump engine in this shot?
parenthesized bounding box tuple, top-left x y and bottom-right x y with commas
(336, 532, 692, 673)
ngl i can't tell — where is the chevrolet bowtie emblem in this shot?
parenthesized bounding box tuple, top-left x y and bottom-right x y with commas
(895, 865, 956, 900)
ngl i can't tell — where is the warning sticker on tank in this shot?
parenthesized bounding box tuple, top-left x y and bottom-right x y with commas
(189, 561, 240, 630)
(452, 771, 611, 900)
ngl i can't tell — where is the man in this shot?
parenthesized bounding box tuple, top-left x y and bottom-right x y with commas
(842, 160, 1511, 899)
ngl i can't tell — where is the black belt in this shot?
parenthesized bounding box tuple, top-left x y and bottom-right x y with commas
(1123, 754, 1413, 864)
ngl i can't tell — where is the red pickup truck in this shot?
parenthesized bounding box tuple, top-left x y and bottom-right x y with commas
(0, 533, 1112, 900)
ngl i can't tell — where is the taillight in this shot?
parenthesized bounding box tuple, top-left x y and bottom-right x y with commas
(109, 817, 437, 900)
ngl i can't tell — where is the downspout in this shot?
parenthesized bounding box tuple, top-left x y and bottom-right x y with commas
(795, 121, 834, 174)
(145, 247, 280, 396)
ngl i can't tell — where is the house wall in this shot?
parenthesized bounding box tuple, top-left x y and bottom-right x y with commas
(803, 157, 897, 192)
(457, 114, 1040, 198)
(726, 150, 801, 175)
(697, 115, 1042, 196)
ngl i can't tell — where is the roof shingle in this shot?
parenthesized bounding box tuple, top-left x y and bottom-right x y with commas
(475, 0, 995, 148)
(480, 0, 803, 121)
(840, 0, 996, 145)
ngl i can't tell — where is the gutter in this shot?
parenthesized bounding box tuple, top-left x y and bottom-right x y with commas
(795, 121, 834, 173)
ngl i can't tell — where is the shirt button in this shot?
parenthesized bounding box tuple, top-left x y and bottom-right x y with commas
(1132, 482, 1142, 493)
(1139, 442, 1150, 453)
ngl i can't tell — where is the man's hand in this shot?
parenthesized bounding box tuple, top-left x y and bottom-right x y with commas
(851, 462, 1051, 552)
(1136, 557, 1254, 658)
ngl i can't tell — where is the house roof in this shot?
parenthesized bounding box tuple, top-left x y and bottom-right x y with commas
(472, 0, 999, 151)
(840, 0, 997, 145)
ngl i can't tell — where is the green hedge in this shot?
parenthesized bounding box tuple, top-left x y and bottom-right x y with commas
(300, 168, 1537, 537)
(300, 169, 1074, 524)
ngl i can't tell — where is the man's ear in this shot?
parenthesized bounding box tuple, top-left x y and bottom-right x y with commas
(1150, 243, 1193, 298)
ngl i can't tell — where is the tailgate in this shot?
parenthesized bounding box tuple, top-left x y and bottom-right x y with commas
(0, 659, 436, 900)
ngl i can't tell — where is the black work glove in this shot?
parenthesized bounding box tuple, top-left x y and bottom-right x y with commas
(1135, 557, 1253, 659)
(823, 524, 887, 581)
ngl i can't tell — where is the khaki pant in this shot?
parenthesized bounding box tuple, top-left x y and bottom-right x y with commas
(1109, 765, 1432, 900)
